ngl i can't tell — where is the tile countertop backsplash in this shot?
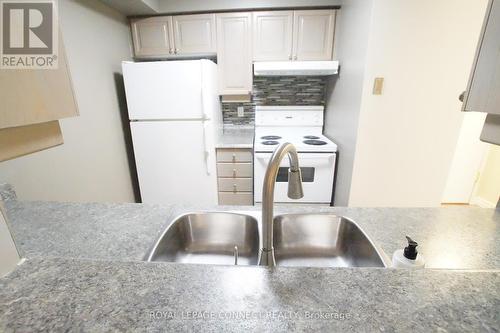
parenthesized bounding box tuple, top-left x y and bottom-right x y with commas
(222, 76, 328, 125)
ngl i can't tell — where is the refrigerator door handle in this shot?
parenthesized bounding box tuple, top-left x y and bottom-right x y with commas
(200, 65, 209, 120)
(200, 65, 212, 175)
(202, 121, 212, 175)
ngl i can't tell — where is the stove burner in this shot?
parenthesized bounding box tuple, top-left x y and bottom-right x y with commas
(262, 140, 279, 145)
(261, 135, 282, 140)
(303, 139, 327, 146)
(304, 135, 320, 139)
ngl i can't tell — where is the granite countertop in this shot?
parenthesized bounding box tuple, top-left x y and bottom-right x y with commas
(4, 200, 500, 270)
(215, 127, 254, 148)
(1, 185, 499, 331)
(1, 257, 498, 332)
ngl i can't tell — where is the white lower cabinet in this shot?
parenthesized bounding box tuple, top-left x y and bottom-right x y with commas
(216, 163, 253, 178)
(218, 178, 253, 192)
(218, 192, 253, 205)
(216, 148, 253, 205)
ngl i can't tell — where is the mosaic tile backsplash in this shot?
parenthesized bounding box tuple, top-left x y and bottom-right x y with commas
(222, 76, 328, 125)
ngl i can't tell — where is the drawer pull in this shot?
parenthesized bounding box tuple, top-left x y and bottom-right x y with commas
(232, 154, 236, 163)
(233, 184, 237, 193)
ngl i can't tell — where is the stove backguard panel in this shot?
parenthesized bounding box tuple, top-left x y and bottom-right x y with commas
(222, 76, 328, 126)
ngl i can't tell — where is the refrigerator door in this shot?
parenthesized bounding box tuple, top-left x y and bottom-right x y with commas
(130, 120, 217, 205)
(123, 60, 204, 120)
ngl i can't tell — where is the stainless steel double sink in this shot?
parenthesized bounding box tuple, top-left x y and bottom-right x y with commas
(145, 212, 389, 268)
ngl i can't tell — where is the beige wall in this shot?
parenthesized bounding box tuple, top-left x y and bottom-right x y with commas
(0, 0, 136, 202)
(348, 0, 488, 207)
(441, 112, 488, 203)
(474, 145, 500, 207)
(323, 0, 375, 205)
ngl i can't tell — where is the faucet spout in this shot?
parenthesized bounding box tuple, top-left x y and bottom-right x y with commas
(259, 143, 303, 266)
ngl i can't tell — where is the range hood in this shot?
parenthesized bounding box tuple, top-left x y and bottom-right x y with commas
(253, 61, 339, 76)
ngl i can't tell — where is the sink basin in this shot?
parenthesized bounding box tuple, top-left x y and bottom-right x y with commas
(146, 212, 259, 265)
(273, 214, 388, 268)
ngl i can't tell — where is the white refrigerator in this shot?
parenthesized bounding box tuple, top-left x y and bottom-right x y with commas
(122, 60, 222, 205)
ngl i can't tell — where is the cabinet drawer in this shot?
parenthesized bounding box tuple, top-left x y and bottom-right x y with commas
(217, 163, 253, 178)
(218, 192, 253, 205)
(218, 178, 253, 192)
(216, 149, 253, 162)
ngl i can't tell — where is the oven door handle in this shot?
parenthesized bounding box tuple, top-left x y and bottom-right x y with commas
(255, 153, 335, 160)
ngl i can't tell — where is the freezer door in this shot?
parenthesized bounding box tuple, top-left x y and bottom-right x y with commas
(123, 61, 204, 120)
(130, 120, 217, 205)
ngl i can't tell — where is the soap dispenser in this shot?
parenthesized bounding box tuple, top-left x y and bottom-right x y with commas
(392, 236, 425, 269)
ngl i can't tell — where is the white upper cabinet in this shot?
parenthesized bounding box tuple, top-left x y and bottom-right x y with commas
(253, 11, 294, 61)
(172, 14, 216, 55)
(131, 17, 173, 57)
(293, 10, 336, 61)
(216, 13, 253, 95)
(252, 9, 336, 61)
(132, 14, 216, 57)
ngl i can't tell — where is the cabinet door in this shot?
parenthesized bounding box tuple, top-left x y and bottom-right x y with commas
(292, 10, 335, 61)
(463, 0, 500, 115)
(253, 11, 293, 61)
(172, 14, 216, 55)
(216, 13, 252, 95)
(131, 17, 173, 57)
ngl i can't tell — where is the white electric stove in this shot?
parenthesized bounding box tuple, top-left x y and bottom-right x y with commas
(253, 106, 338, 205)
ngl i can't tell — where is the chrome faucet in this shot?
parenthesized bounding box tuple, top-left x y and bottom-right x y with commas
(259, 143, 304, 266)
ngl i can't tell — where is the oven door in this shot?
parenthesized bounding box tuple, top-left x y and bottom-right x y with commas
(254, 152, 336, 203)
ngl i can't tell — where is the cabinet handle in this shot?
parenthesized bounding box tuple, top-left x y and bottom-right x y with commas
(232, 154, 236, 163)
(175, 48, 179, 54)
(233, 184, 237, 193)
(288, 54, 292, 60)
(293, 55, 297, 60)
(459, 91, 466, 102)
(169, 48, 173, 54)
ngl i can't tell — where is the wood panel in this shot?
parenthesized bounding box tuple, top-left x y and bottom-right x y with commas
(0, 121, 63, 161)
(0, 36, 79, 129)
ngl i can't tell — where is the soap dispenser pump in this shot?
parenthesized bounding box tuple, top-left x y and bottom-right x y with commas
(392, 236, 425, 269)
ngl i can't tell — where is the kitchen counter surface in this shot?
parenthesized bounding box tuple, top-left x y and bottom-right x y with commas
(4, 199, 499, 270)
(1, 191, 499, 331)
(1, 257, 498, 332)
(215, 127, 254, 148)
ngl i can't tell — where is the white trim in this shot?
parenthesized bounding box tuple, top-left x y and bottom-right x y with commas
(254, 61, 339, 76)
(470, 196, 496, 208)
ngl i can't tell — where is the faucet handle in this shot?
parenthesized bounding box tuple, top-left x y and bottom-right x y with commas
(234, 245, 239, 265)
(287, 168, 304, 199)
